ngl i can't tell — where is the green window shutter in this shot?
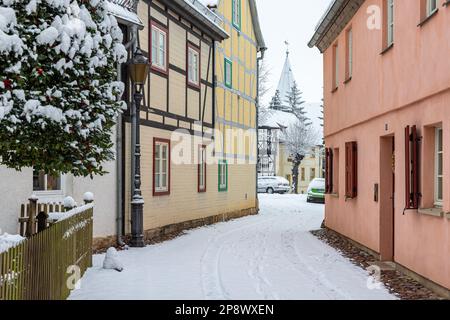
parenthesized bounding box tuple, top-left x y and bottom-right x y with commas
(224, 58, 232, 89)
(232, 0, 241, 30)
(218, 160, 228, 192)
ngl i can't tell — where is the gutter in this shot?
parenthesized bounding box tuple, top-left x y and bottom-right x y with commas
(255, 47, 267, 210)
(248, 0, 266, 51)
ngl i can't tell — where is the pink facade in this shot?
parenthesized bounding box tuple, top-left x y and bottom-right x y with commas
(311, 0, 450, 291)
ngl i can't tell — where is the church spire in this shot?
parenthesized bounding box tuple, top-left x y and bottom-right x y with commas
(275, 42, 296, 111)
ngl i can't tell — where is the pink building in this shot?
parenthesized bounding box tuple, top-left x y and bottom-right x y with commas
(309, 0, 450, 296)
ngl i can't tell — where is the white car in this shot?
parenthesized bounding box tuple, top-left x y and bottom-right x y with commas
(257, 176, 291, 194)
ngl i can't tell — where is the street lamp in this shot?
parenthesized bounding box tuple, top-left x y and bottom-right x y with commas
(128, 48, 150, 248)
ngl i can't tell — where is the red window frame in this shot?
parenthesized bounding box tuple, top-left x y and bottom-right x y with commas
(149, 20, 169, 75)
(153, 137, 171, 196)
(198, 145, 207, 193)
(187, 42, 201, 89)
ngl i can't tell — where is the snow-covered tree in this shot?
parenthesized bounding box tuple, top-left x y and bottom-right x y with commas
(285, 81, 310, 125)
(269, 90, 282, 111)
(283, 120, 318, 194)
(0, 0, 127, 177)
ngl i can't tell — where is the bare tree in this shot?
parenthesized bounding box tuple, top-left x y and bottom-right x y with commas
(258, 59, 272, 126)
(258, 58, 271, 104)
(283, 120, 319, 194)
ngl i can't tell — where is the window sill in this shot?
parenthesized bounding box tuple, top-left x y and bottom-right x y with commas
(344, 77, 352, 84)
(330, 193, 339, 198)
(418, 9, 439, 27)
(153, 191, 170, 197)
(331, 87, 338, 93)
(187, 81, 201, 91)
(418, 207, 444, 218)
(380, 43, 394, 55)
(445, 0, 450, 7)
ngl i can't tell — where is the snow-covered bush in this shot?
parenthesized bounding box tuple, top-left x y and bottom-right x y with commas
(0, 0, 127, 177)
(103, 247, 123, 272)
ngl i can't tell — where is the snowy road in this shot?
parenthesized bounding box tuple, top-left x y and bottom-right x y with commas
(69, 194, 395, 300)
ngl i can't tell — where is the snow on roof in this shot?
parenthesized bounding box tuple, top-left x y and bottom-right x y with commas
(198, 0, 218, 6)
(199, 0, 265, 49)
(181, 0, 227, 38)
(106, 1, 143, 27)
(261, 102, 323, 144)
(261, 109, 298, 130)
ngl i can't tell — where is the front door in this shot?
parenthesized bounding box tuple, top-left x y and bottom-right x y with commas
(380, 136, 395, 261)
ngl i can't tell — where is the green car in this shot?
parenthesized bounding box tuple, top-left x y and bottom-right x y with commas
(307, 178, 325, 203)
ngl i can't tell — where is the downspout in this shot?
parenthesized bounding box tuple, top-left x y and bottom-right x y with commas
(256, 47, 267, 212)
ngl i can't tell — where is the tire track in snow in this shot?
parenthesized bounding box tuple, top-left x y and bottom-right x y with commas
(280, 229, 352, 300)
(200, 217, 275, 300)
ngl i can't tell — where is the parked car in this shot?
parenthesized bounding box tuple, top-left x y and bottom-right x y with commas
(307, 178, 325, 203)
(257, 176, 291, 194)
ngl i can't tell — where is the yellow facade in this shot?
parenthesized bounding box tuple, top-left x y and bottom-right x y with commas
(122, 0, 263, 236)
(213, 0, 258, 160)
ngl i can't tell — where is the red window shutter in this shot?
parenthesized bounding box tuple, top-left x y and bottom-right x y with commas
(405, 126, 411, 209)
(405, 125, 420, 209)
(411, 125, 420, 209)
(345, 142, 357, 199)
(330, 149, 334, 193)
(325, 148, 333, 194)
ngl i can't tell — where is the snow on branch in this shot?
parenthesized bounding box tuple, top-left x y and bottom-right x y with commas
(0, 0, 127, 177)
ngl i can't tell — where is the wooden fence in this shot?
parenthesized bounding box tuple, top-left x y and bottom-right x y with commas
(0, 206, 93, 300)
(18, 202, 66, 237)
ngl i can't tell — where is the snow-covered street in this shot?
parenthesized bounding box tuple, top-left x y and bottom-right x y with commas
(69, 194, 395, 300)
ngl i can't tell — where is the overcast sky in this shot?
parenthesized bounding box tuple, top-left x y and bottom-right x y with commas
(257, 0, 332, 105)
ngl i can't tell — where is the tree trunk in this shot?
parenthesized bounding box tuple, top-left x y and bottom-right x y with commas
(292, 162, 300, 194)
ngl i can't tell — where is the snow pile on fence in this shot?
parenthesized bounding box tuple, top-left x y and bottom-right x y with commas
(48, 203, 94, 223)
(0, 233, 25, 254)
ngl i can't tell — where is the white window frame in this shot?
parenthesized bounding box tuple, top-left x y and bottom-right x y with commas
(347, 28, 353, 79)
(232, 0, 241, 30)
(219, 161, 227, 191)
(188, 46, 200, 87)
(387, 0, 394, 46)
(154, 141, 169, 193)
(333, 44, 339, 89)
(224, 58, 232, 88)
(427, 0, 438, 16)
(33, 170, 65, 201)
(151, 24, 167, 72)
(434, 127, 443, 207)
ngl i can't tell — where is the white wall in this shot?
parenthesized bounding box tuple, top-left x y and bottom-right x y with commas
(0, 167, 33, 234)
(0, 125, 118, 239)
(72, 157, 117, 238)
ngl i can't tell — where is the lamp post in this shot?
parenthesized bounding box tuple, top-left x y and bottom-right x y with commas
(128, 48, 150, 248)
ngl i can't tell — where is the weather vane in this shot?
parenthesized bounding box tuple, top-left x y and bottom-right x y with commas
(284, 40, 290, 56)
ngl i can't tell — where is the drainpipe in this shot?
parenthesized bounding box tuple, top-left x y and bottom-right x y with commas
(256, 47, 267, 211)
